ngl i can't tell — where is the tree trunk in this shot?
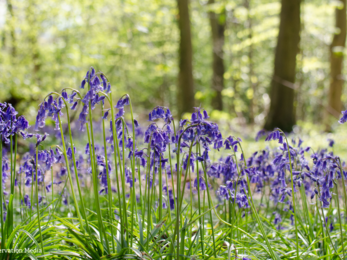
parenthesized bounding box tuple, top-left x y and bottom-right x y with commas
(209, 0, 225, 111)
(245, 0, 255, 123)
(326, 0, 346, 127)
(264, 0, 301, 132)
(177, 0, 195, 118)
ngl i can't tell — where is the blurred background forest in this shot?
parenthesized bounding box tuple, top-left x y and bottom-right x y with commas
(1, 0, 347, 134)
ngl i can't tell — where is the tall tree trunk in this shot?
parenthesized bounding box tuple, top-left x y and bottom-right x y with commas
(177, 0, 195, 118)
(264, 0, 301, 132)
(326, 0, 346, 128)
(245, 0, 255, 123)
(209, 0, 225, 111)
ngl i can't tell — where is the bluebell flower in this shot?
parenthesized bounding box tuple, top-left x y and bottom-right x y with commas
(168, 189, 175, 210)
(339, 110, 347, 124)
(265, 130, 281, 142)
(149, 106, 173, 124)
(0, 103, 31, 143)
(273, 212, 282, 225)
(329, 221, 334, 232)
(62, 90, 68, 100)
(327, 139, 334, 148)
(102, 110, 109, 120)
(255, 129, 266, 141)
(23, 194, 31, 208)
(115, 95, 130, 109)
(36, 133, 48, 147)
(35, 95, 65, 131)
(71, 102, 78, 110)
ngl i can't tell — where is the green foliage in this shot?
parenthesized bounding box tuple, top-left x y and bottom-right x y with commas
(0, 0, 344, 125)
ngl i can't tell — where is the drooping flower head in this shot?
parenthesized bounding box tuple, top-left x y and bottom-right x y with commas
(339, 110, 347, 124)
(0, 103, 31, 143)
(327, 138, 334, 148)
(35, 95, 65, 131)
(144, 123, 171, 169)
(36, 133, 49, 148)
(149, 106, 173, 124)
(78, 67, 113, 131)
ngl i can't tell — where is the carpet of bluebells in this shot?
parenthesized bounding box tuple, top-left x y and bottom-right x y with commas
(1, 67, 347, 260)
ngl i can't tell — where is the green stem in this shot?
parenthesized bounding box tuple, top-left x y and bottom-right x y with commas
(13, 134, 17, 204)
(335, 181, 346, 259)
(63, 98, 90, 235)
(195, 142, 204, 257)
(12, 135, 17, 235)
(19, 158, 23, 222)
(238, 143, 279, 260)
(51, 167, 54, 204)
(8, 135, 13, 238)
(109, 92, 125, 247)
(35, 148, 44, 255)
(317, 185, 341, 259)
(57, 113, 84, 229)
(145, 139, 152, 252)
(0, 139, 4, 250)
(86, 118, 108, 251)
(102, 104, 116, 253)
(316, 195, 325, 255)
(337, 159, 347, 219)
(128, 96, 137, 248)
(120, 118, 128, 244)
(86, 72, 110, 251)
(164, 167, 173, 233)
(168, 123, 201, 260)
(199, 150, 217, 258)
(173, 125, 198, 260)
(46, 91, 90, 235)
(30, 160, 34, 222)
(159, 155, 163, 222)
(176, 141, 181, 260)
(280, 132, 299, 260)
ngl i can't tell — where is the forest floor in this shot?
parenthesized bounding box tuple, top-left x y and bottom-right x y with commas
(221, 119, 347, 159)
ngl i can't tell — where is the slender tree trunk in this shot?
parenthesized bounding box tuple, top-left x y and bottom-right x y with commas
(326, 0, 346, 128)
(264, 0, 301, 132)
(245, 0, 255, 123)
(177, 0, 195, 118)
(209, 0, 225, 111)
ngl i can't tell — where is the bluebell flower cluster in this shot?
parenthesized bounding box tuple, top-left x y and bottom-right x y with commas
(3, 68, 347, 259)
(0, 103, 30, 143)
(149, 106, 173, 124)
(77, 67, 113, 131)
(35, 94, 67, 131)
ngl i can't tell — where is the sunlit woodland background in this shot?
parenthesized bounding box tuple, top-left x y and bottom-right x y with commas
(0, 0, 346, 134)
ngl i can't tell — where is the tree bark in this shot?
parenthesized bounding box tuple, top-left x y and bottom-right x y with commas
(245, 0, 255, 123)
(264, 0, 301, 132)
(326, 0, 346, 124)
(209, 0, 225, 111)
(177, 0, 195, 118)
